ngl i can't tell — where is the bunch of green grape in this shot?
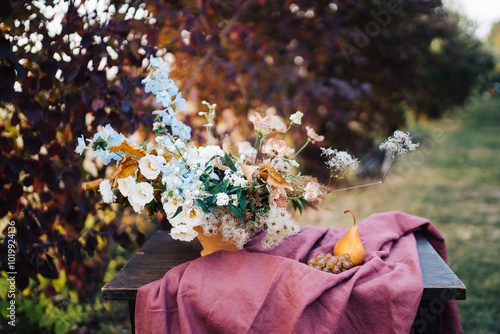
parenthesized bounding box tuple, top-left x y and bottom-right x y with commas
(307, 252, 354, 274)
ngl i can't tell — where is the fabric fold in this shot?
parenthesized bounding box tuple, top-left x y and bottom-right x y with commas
(135, 211, 462, 333)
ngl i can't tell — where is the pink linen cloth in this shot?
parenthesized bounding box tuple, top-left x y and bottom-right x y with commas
(135, 211, 462, 333)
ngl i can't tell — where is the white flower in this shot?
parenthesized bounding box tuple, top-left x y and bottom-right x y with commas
(224, 171, 249, 188)
(163, 198, 180, 221)
(237, 141, 257, 160)
(198, 145, 225, 166)
(216, 193, 230, 206)
(149, 55, 163, 68)
(289, 111, 303, 125)
(128, 182, 155, 213)
(230, 194, 238, 206)
(184, 145, 224, 168)
(170, 225, 198, 242)
(183, 206, 205, 226)
(99, 180, 116, 204)
(321, 148, 359, 171)
(379, 130, 419, 157)
(139, 154, 166, 180)
(117, 175, 135, 197)
(153, 121, 164, 131)
(304, 181, 322, 201)
(272, 157, 293, 173)
(75, 135, 86, 155)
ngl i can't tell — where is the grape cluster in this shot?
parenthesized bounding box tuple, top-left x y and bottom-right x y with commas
(307, 252, 354, 274)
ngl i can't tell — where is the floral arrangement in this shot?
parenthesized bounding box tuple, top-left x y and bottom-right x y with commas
(75, 56, 418, 249)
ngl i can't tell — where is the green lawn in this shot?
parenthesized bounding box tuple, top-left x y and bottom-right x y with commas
(296, 97, 500, 333)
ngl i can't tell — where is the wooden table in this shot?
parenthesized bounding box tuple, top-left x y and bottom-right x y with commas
(101, 231, 466, 333)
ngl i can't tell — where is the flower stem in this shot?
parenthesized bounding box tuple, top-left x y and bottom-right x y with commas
(292, 138, 311, 159)
(253, 135, 265, 164)
(281, 123, 293, 140)
(327, 154, 396, 193)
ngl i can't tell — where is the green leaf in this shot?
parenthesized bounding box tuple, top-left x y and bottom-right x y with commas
(239, 194, 247, 211)
(205, 155, 217, 167)
(139, 141, 150, 151)
(171, 206, 183, 219)
(230, 204, 244, 217)
(224, 153, 237, 171)
(196, 199, 208, 212)
(228, 186, 243, 193)
(209, 178, 229, 195)
(292, 199, 304, 214)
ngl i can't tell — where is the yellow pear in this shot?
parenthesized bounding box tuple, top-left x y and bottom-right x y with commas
(333, 210, 365, 266)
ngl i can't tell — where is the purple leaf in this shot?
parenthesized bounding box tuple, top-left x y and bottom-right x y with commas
(22, 101, 44, 123)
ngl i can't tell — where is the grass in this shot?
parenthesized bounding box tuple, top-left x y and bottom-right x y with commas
(295, 97, 500, 333)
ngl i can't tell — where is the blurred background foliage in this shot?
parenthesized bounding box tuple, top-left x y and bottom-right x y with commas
(0, 0, 498, 332)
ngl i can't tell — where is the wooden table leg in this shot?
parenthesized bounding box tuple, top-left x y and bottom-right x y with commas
(412, 299, 442, 333)
(128, 299, 136, 334)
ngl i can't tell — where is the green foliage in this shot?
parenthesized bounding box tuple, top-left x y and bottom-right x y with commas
(413, 11, 495, 118)
(0, 271, 89, 333)
(487, 21, 500, 54)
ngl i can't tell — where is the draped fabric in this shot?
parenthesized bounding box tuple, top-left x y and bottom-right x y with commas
(135, 212, 462, 333)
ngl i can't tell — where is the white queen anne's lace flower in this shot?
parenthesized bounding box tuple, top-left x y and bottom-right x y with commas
(216, 193, 230, 206)
(379, 130, 419, 157)
(321, 148, 359, 171)
(139, 154, 166, 180)
(99, 180, 116, 204)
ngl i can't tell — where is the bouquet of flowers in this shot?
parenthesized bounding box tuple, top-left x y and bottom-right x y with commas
(76, 56, 418, 249)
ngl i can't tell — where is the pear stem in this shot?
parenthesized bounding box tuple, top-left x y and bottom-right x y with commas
(344, 209, 356, 226)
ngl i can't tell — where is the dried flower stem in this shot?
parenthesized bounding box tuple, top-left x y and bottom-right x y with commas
(327, 154, 396, 193)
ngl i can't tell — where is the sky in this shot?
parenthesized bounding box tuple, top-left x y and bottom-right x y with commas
(444, 0, 500, 39)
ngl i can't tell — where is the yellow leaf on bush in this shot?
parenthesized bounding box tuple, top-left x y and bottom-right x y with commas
(108, 140, 147, 158)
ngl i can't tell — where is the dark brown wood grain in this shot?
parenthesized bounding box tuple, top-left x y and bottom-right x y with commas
(101, 231, 202, 300)
(414, 231, 466, 301)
